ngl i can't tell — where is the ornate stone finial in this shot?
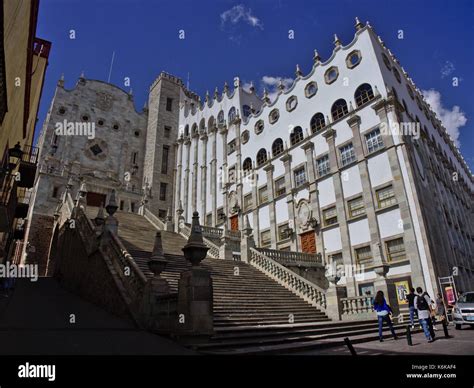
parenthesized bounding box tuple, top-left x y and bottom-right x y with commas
(249, 81, 255, 93)
(349, 101, 354, 112)
(66, 176, 74, 190)
(80, 70, 85, 79)
(295, 64, 303, 77)
(223, 81, 229, 94)
(355, 16, 363, 31)
(366, 20, 372, 28)
(129, 88, 133, 96)
(205, 90, 210, 103)
(148, 231, 167, 276)
(214, 87, 219, 99)
(182, 211, 209, 266)
(243, 215, 253, 236)
(334, 33, 341, 47)
(374, 85, 380, 97)
(313, 49, 321, 64)
(58, 73, 65, 87)
(95, 203, 105, 226)
(250, 102, 255, 114)
(176, 200, 184, 216)
(263, 88, 270, 103)
(326, 115, 331, 125)
(105, 189, 118, 216)
(166, 207, 172, 222)
(277, 79, 285, 92)
(233, 76, 240, 88)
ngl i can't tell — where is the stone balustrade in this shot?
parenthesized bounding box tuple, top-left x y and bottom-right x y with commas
(200, 225, 223, 239)
(180, 223, 220, 259)
(256, 247, 322, 267)
(340, 296, 374, 320)
(249, 248, 327, 312)
(144, 208, 166, 230)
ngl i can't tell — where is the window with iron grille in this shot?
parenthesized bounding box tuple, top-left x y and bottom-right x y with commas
(290, 126, 304, 146)
(256, 148, 267, 166)
(275, 177, 286, 196)
(317, 155, 330, 177)
(331, 99, 349, 121)
(376, 185, 396, 209)
(340, 143, 356, 166)
(243, 157, 252, 173)
(258, 186, 268, 204)
(355, 246, 372, 264)
(278, 223, 289, 241)
(159, 182, 167, 201)
(386, 237, 406, 262)
(365, 128, 384, 153)
(260, 230, 271, 247)
(354, 83, 375, 107)
(272, 138, 284, 157)
(310, 113, 325, 133)
(227, 139, 236, 155)
(348, 196, 365, 218)
(294, 167, 306, 187)
(323, 206, 338, 226)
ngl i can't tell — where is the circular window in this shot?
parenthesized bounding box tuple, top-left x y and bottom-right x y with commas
(97, 119, 105, 126)
(255, 120, 264, 134)
(324, 67, 339, 84)
(286, 96, 298, 112)
(134, 130, 140, 137)
(241, 130, 250, 144)
(305, 82, 318, 98)
(82, 115, 89, 121)
(269, 109, 280, 124)
(346, 50, 361, 69)
(113, 123, 120, 130)
(58, 107, 66, 115)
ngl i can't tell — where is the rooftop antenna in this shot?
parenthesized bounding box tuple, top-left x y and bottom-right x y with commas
(107, 51, 115, 83)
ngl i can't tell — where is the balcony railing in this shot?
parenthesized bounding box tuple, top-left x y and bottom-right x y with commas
(256, 247, 323, 267)
(341, 296, 374, 316)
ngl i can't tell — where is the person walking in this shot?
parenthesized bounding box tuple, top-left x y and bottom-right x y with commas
(415, 287, 435, 343)
(435, 293, 447, 324)
(373, 291, 398, 342)
(406, 287, 417, 329)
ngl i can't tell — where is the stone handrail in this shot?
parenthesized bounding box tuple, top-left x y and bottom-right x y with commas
(228, 230, 241, 239)
(341, 296, 374, 316)
(200, 225, 223, 239)
(143, 208, 166, 230)
(249, 247, 327, 312)
(179, 223, 220, 259)
(256, 247, 322, 267)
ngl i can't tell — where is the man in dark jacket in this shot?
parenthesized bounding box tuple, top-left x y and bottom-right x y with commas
(406, 288, 417, 329)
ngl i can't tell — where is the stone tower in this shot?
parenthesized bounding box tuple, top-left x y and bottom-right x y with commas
(142, 72, 184, 218)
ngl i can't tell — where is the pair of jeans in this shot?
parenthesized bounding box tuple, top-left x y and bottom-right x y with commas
(409, 306, 417, 326)
(419, 318, 432, 340)
(378, 314, 396, 339)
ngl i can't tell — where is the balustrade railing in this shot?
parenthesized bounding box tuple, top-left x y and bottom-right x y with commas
(249, 247, 327, 312)
(200, 225, 223, 239)
(341, 296, 374, 316)
(256, 247, 322, 267)
(144, 208, 166, 230)
(179, 223, 220, 259)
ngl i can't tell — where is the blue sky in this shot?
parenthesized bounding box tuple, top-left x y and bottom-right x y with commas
(35, 0, 473, 170)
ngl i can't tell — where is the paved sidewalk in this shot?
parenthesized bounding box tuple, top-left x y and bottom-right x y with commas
(0, 278, 194, 355)
(299, 327, 474, 355)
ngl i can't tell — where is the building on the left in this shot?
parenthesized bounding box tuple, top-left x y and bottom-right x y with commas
(0, 0, 51, 265)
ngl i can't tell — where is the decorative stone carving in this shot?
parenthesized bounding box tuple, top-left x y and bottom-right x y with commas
(296, 199, 312, 231)
(95, 92, 114, 111)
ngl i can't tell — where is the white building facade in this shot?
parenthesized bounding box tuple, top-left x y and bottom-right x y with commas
(175, 20, 474, 300)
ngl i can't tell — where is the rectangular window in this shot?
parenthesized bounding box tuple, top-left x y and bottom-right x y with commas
(275, 177, 286, 196)
(365, 128, 384, 153)
(159, 182, 167, 201)
(158, 209, 167, 219)
(294, 167, 307, 187)
(340, 143, 356, 166)
(348, 196, 365, 218)
(217, 207, 225, 225)
(206, 213, 212, 226)
(161, 146, 169, 174)
(227, 139, 236, 155)
(166, 97, 173, 112)
(244, 194, 253, 211)
(258, 186, 268, 204)
(228, 166, 236, 184)
(376, 185, 396, 209)
(120, 200, 124, 211)
(131, 151, 138, 165)
(323, 206, 338, 226)
(278, 223, 289, 241)
(317, 155, 330, 177)
(131, 202, 136, 213)
(164, 126, 171, 138)
(386, 237, 406, 262)
(355, 245, 372, 264)
(52, 186, 59, 198)
(260, 230, 271, 247)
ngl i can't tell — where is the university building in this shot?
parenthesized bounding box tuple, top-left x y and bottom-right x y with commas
(175, 19, 473, 300)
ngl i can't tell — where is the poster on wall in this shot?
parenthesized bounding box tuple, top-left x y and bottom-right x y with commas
(395, 280, 410, 305)
(444, 286, 456, 305)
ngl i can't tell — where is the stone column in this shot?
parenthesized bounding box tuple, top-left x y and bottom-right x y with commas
(323, 128, 356, 297)
(280, 153, 297, 251)
(219, 126, 229, 228)
(219, 224, 234, 260)
(251, 166, 260, 244)
(263, 163, 277, 248)
(234, 115, 244, 229)
(210, 127, 217, 226)
(174, 137, 184, 224)
(183, 138, 191, 221)
(240, 215, 256, 263)
(302, 141, 324, 257)
(191, 132, 199, 212)
(200, 132, 208, 222)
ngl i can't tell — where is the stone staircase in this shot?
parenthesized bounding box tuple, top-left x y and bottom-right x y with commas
(84, 208, 422, 354)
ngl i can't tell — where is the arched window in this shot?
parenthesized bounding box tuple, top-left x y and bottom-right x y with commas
(228, 107, 236, 123)
(354, 83, 374, 107)
(310, 113, 325, 133)
(331, 99, 348, 121)
(199, 118, 205, 130)
(184, 125, 189, 137)
(191, 123, 198, 136)
(243, 157, 252, 173)
(256, 148, 267, 167)
(217, 110, 224, 125)
(290, 126, 304, 146)
(272, 138, 284, 157)
(208, 116, 215, 130)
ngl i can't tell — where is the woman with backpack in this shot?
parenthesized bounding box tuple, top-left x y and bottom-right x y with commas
(373, 290, 398, 342)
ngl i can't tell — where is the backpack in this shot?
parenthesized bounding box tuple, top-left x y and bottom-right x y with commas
(416, 294, 429, 310)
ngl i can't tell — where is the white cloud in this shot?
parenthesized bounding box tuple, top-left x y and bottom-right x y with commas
(262, 76, 293, 102)
(422, 89, 467, 147)
(220, 5, 263, 30)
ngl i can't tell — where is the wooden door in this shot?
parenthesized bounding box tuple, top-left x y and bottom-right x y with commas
(300, 231, 316, 253)
(230, 215, 239, 231)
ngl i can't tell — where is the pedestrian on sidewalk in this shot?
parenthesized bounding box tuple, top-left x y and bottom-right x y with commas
(406, 287, 417, 329)
(434, 293, 447, 325)
(373, 291, 398, 342)
(415, 287, 435, 343)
